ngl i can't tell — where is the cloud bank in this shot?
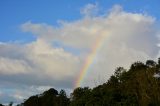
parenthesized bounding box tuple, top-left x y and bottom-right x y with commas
(0, 4, 159, 103)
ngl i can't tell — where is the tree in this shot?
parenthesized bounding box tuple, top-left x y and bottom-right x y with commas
(9, 102, 13, 106)
(146, 60, 157, 67)
(0, 103, 4, 106)
(58, 89, 70, 106)
(70, 87, 92, 106)
(43, 88, 58, 96)
(15, 58, 160, 106)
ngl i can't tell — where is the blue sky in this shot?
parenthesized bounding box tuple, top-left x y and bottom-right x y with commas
(0, 0, 160, 104)
(0, 0, 160, 42)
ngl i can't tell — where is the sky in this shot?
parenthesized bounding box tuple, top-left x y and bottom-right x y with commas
(0, 0, 160, 104)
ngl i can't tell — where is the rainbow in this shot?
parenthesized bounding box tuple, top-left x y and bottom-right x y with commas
(74, 31, 108, 88)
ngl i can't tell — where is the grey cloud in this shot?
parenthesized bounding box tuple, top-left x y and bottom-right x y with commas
(0, 4, 160, 103)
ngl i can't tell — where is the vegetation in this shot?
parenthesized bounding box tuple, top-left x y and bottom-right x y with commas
(2, 58, 160, 106)
(18, 88, 70, 106)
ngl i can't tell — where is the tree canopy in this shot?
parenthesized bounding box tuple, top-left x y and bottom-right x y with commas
(2, 58, 160, 106)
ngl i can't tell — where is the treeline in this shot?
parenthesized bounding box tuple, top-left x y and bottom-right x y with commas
(1, 58, 160, 106)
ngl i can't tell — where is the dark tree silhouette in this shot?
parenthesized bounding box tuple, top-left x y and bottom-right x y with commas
(14, 58, 160, 106)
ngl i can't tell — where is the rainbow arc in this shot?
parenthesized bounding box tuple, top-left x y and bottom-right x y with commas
(74, 31, 108, 88)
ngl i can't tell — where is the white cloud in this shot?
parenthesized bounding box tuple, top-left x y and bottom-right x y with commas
(0, 39, 80, 82)
(80, 3, 99, 17)
(0, 57, 29, 75)
(153, 73, 160, 78)
(25, 39, 80, 78)
(21, 4, 159, 87)
(0, 4, 160, 103)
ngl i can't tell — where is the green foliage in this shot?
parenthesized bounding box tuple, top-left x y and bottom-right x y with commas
(70, 58, 160, 106)
(14, 58, 160, 106)
(70, 87, 92, 106)
(0, 104, 4, 106)
(58, 89, 70, 106)
(18, 88, 70, 106)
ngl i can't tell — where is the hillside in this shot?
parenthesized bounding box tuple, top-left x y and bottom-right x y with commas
(2, 58, 160, 106)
